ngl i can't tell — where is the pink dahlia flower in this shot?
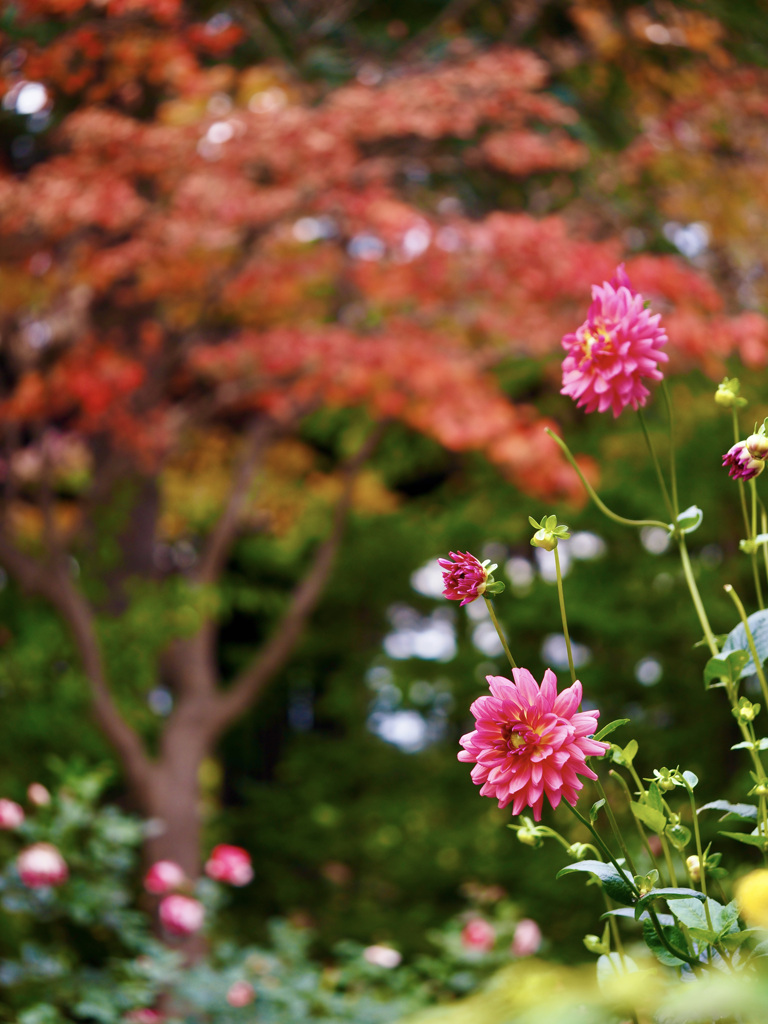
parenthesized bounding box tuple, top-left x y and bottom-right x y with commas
(226, 981, 256, 1007)
(511, 918, 542, 957)
(561, 265, 668, 417)
(144, 859, 186, 895)
(17, 842, 68, 888)
(439, 551, 488, 605)
(158, 894, 205, 936)
(0, 798, 24, 829)
(458, 668, 609, 820)
(461, 918, 495, 952)
(723, 440, 766, 481)
(205, 844, 253, 886)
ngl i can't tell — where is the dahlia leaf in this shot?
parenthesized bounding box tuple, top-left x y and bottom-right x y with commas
(674, 505, 703, 535)
(682, 770, 698, 789)
(697, 801, 757, 821)
(596, 952, 639, 986)
(635, 888, 705, 918)
(732, 738, 768, 751)
(631, 801, 666, 834)
(641, 917, 688, 967)
(593, 718, 629, 742)
(557, 859, 635, 906)
(704, 650, 750, 688)
(721, 610, 768, 679)
(665, 823, 692, 850)
(589, 798, 605, 823)
(719, 830, 768, 851)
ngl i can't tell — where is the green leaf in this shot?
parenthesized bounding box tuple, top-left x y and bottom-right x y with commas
(698, 801, 757, 821)
(719, 830, 768, 850)
(669, 897, 738, 939)
(682, 770, 698, 789)
(593, 718, 630, 742)
(721, 609, 768, 679)
(642, 917, 688, 968)
(732, 738, 768, 751)
(675, 505, 703, 535)
(647, 782, 665, 814)
(704, 650, 750, 688)
(601, 907, 674, 927)
(631, 800, 666, 834)
(665, 823, 692, 850)
(557, 859, 636, 906)
(590, 798, 605, 824)
(634, 887, 706, 918)
(596, 952, 639, 987)
(528, 516, 541, 530)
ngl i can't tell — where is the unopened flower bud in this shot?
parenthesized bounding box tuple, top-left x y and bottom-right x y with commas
(529, 515, 570, 552)
(531, 529, 557, 551)
(723, 441, 765, 481)
(747, 433, 768, 460)
(567, 842, 590, 861)
(686, 855, 701, 882)
(733, 697, 760, 724)
(715, 377, 747, 409)
(516, 827, 542, 848)
(583, 934, 607, 955)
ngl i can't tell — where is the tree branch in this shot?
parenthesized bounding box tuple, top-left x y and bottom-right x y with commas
(209, 422, 385, 734)
(0, 532, 152, 790)
(194, 417, 275, 587)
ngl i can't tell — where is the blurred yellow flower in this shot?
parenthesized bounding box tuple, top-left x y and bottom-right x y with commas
(736, 869, 768, 927)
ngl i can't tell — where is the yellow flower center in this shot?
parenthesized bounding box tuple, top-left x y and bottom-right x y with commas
(580, 324, 612, 365)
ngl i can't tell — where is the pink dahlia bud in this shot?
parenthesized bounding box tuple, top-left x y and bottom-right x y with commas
(561, 265, 668, 417)
(204, 844, 253, 886)
(438, 551, 503, 606)
(723, 441, 765, 481)
(511, 918, 542, 957)
(17, 842, 68, 888)
(27, 783, 51, 807)
(747, 433, 768, 460)
(158, 894, 205, 936)
(226, 981, 256, 1007)
(0, 799, 24, 829)
(461, 918, 495, 952)
(144, 860, 187, 895)
(458, 668, 609, 820)
(362, 944, 402, 968)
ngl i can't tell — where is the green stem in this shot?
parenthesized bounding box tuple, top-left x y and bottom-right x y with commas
(564, 801, 638, 895)
(609, 769, 661, 876)
(553, 546, 576, 685)
(661, 382, 680, 519)
(750, 481, 765, 610)
(594, 778, 638, 877)
(724, 584, 768, 707)
(760, 502, 768, 596)
(684, 781, 711, 922)
(483, 597, 517, 671)
(677, 536, 719, 657)
(637, 407, 675, 522)
(660, 835, 679, 888)
(545, 430, 670, 531)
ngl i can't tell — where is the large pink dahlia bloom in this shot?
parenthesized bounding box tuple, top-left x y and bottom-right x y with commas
(458, 668, 609, 820)
(561, 265, 668, 417)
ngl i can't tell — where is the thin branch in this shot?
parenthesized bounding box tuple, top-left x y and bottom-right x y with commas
(194, 417, 275, 586)
(209, 422, 385, 734)
(0, 531, 152, 789)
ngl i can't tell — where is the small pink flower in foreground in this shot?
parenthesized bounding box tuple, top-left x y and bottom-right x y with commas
(723, 440, 766, 481)
(511, 918, 542, 957)
(27, 783, 51, 807)
(0, 798, 24, 829)
(159, 894, 205, 936)
(458, 668, 609, 821)
(461, 918, 495, 952)
(144, 860, 186, 895)
(226, 981, 256, 1007)
(561, 265, 668, 417)
(124, 1011, 164, 1024)
(439, 551, 503, 606)
(17, 842, 68, 887)
(205, 844, 253, 886)
(363, 945, 402, 968)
